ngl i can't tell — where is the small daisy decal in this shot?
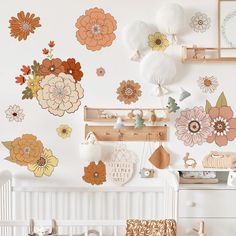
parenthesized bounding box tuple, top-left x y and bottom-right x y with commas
(56, 124, 72, 139)
(96, 67, 106, 77)
(198, 76, 219, 93)
(5, 105, 25, 122)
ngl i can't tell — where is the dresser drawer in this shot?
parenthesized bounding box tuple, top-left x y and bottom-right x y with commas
(179, 190, 236, 217)
(178, 219, 236, 236)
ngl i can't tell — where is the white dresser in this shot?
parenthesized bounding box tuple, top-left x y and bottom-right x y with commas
(167, 169, 236, 236)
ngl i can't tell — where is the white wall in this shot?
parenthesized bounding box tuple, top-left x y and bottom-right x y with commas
(0, 0, 235, 187)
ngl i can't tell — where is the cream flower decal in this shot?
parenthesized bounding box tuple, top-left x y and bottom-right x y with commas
(37, 73, 84, 117)
(190, 12, 211, 33)
(27, 148, 58, 177)
(148, 32, 169, 51)
(175, 107, 213, 147)
(198, 76, 218, 93)
(5, 105, 25, 122)
(56, 124, 72, 139)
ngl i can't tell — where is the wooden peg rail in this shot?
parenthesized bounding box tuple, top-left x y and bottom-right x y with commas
(85, 125, 168, 142)
(84, 106, 170, 123)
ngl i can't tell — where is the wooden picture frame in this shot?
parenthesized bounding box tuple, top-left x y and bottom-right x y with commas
(218, 0, 236, 58)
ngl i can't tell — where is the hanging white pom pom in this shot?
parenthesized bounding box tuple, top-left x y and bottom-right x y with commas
(123, 21, 153, 61)
(156, 3, 185, 43)
(140, 52, 176, 96)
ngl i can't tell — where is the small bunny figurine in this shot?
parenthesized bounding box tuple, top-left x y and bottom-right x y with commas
(36, 227, 50, 236)
(193, 221, 206, 236)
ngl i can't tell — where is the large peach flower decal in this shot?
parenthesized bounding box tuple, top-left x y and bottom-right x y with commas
(75, 8, 117, 51)
(206, 92, 236, 147)
(2, 134, 58, 177)
(175, 107, 213, 147)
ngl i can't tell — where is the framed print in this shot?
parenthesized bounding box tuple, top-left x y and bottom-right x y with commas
(219, 0, 236, 57)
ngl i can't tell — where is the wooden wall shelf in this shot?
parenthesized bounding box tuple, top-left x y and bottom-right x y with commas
(182, 46, 236, 63)
(84, 106, 170, 123)
(85, 125, 168, 142)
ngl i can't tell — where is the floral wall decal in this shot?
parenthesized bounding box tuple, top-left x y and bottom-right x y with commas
(82, 161, 106, 185)
(9, 11, 41, 41)
(2, 134, 58, 177)
(175, 107, 213, 147)
(56, 124, 72, 139)
(96, 67, 106, 77)
(190, 12, 211, 33)
(5, 105, 24, 122)
(205, 92, 236, 147)
(198, 76, 219, 93)
(15, 41, 84, 116)
(148, 32, 169, 51)
(116, 80, 142, 105)
(75, 8, 117, 51)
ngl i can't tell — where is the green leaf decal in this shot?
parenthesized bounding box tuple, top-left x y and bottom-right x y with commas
(2, 141, 12, 150)
(22, 87, 33, 100)
(205, 100, 212, 113)
(216, 92, 227, 108)
(31, 60, 40, 76)
(4, 156, 15, 163)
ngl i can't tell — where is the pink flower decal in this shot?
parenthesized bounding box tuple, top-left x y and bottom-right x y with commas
(175, 107, 213, 147)
(205, 92, 236, 147)
(207, 106, 236, 146)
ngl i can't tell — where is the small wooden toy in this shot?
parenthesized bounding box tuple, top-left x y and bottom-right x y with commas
(193, 221, 206, 236)
(134, 114, 145, 129)
(149, 109, 157, 125)
(166, 97, 180, 113)
(183, 152, 197, 169)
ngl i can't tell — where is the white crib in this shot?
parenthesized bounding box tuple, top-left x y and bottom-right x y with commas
(0, 170, 178, 235)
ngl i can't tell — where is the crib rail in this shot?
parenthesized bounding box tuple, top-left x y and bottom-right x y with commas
(0, 220, 126, 236)
(0, 171, 13, 236)
(12, 186, 164, 221)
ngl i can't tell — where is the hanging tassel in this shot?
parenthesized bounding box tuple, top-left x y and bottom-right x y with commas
(131, 50, 142, 62)
(152, 84, 169, 97)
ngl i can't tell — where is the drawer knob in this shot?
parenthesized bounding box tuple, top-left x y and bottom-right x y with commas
(186, 201, 196, 207)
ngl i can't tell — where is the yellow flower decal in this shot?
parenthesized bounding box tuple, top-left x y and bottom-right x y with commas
(148, 32, 169, 51)
(27, 75, 43, 96)
(27, 148, 58, 177)
(56, 124, 72, 139)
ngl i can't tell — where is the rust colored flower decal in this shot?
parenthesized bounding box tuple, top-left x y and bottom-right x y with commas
(2, 134, 59, 177)
(96, 67, 106, 77)
(206, 92, 236, 147)
(82, 161, 106, 185)
(62, 58, 83, 82)
(9, 11, 41, 41)
(75, 8, 117, 51)
(116, 80, 142, 105)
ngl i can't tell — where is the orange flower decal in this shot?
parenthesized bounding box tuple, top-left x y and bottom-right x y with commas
(9, 11, 41, 41)
(82, 161, 106, 185)
(75, 8, 117, 51)
(10, 134, 44, 166)
(39, 58, 65, 76)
